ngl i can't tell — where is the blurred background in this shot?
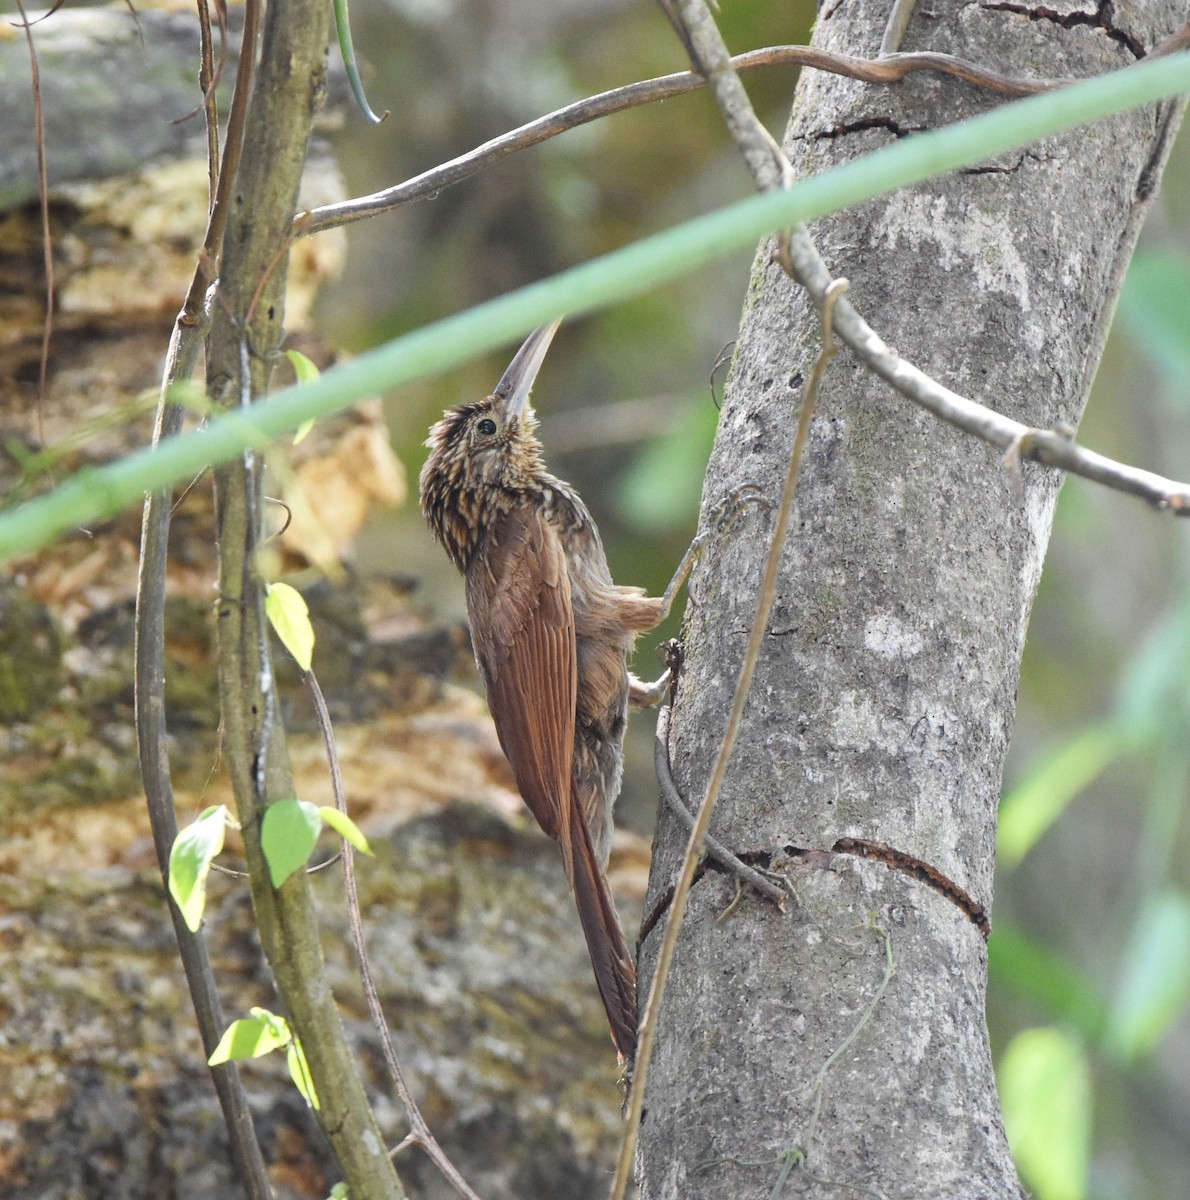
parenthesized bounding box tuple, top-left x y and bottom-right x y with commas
(312, 2, 1190, 1197)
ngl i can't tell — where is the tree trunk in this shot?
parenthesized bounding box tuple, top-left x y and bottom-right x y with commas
(638, 2, 1185, 1197)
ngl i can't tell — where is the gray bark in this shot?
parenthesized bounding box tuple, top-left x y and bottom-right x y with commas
(638, 2, 1185, 1198)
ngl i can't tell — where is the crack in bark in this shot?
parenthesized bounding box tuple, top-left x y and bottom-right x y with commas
(981, 0, 1146, 59)
(639, 883, 678, 945)
(831, 837, 991, 938)
(638, 846, 779, 944)
(960, 149, 1047, 175)
(640, 837, 990, 942)
(810, 115, 928, 141)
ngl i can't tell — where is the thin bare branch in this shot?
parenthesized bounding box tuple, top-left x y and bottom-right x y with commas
(616, 274, 845, 1198)
(133, 5, 273, 1196)
(610, 0, 848, 1140)
(654, 706, 788, 909)
(13, 0, 53, 451)
(781, 242, 1190, 513)
(670, 0, 794, 192)
(298, 45, 1068, 236)
(303, 670, 484, 1200)
(880, 0, 919, 57)
(193, 0, 221, 193)
(297, 16, 1189, 236)
(668, 1, 789, 188)
(135, 367, 274, 1200)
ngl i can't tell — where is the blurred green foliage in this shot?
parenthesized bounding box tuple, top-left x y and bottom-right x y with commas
(999, 1026, 1092, 1200)
(995, 190, 1190, 1199)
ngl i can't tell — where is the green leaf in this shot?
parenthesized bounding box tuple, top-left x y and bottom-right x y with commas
(208, 1012, 291, 1065)
(208, 1008, 319, 1111)
(249, 1005, 293, 1040)
(616, 399, 717, 533)
(1105, 889, 1190, 1062)
(287, 1037, 320, 1110)
(998, 723, 1127, 869)
(330, 1185, 349, 1200)
(261, 799, 323, 887)
(266, 581, 315, 671)
(285, 351, 320, 443)
(988, 923, 1106, 1041)
(319, 806, 373, 856)
(999, 1027, 1091, 1200)
(1118, 250, 1190, 389)
(168, 805, 229, 931)
(285, 349, 321, 386)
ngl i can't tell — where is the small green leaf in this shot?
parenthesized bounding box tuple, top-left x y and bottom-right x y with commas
(999, 1027, 1091, 1200)
(332, 0, 386, 125)
(208, 1013, 291, 1065)
(285, 351, 320, 443)
(249, 1005, 292, 1040)
(168, 805, 229, 931)
(285, 349, 321, 385)
(330, 1185, 349, 1200)
(998, 724, 1126, 869)
(1105, 889, 1190, 1062)
(987, 923, 1107, 1041)
(287, 1037, 320, 1109)
(261, 798, 324, 887)
(266, 581, 315, 671)
(319, 806, 373, 856)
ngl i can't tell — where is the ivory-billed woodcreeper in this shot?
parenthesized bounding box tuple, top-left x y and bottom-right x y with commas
(419, 322, 676, 1063)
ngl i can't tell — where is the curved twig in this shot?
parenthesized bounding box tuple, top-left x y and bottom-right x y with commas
(298, 18, 1188, 237)
(303, 671, 484, 1200)
(133, 4, 274, 1197)
(13, 0, 53, 450)
(653, 706, 788, 909)
(611, 43, 847, 1164)
(298, 46, 1063, 236)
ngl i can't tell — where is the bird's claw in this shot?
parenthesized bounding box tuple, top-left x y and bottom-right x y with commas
(704, 483, 772, 536)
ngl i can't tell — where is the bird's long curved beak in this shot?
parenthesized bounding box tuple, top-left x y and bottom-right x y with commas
(492, 320, 562, 420)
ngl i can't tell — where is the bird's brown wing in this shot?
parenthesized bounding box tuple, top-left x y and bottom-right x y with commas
(466, 502, 578, 849)
(467, 503, 638, 1060)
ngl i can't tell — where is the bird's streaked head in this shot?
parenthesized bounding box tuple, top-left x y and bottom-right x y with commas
(419, 321, 561, 568)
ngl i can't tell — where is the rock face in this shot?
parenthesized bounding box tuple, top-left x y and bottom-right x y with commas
(0, 8, 645, 1196)
(2, 779, 647, 1199)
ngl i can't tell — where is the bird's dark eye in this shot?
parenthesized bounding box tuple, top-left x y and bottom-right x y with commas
(476, 418, 498, 436)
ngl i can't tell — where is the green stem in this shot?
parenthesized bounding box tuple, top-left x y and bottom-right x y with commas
(0, 50, 1187, 561)
(203, 0, 404, 1189)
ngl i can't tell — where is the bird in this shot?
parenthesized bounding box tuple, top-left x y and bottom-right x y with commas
(418, 321, 676, 1064)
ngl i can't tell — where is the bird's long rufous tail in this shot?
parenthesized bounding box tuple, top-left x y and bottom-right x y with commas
(564, 803, 638, 1064)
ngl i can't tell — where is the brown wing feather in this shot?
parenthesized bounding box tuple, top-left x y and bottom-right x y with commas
(567, 809, 639, 1061)
(466, 503, 577, 851)
(468, 503, 638, 1060)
